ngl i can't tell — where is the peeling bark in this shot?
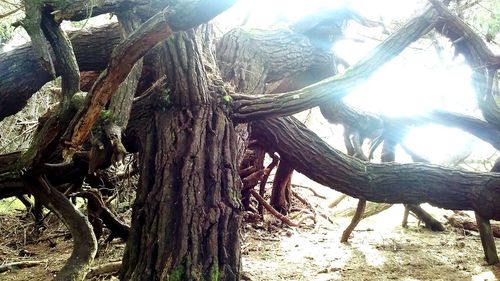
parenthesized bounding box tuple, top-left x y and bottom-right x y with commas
(63, 0, 237, 161)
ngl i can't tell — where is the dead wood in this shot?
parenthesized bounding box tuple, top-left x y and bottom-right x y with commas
(328, 194, 348, 208)
(72, 189, 129, 242)
(0, 260, 46, 273)
(86, 261, 122, 278)
(334, 202, 392, 219)
(250, 189, 298, 227)
(446, 212, 500, 238)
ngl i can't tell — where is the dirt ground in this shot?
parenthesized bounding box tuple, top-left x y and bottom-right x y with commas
(1, 183, 499, 281)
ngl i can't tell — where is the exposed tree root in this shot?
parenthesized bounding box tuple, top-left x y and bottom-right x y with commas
(258, 153, 279, 214)
(72, 189, 129, 242)
(402, 206, 410, 228)
(341, 199, 366, 243)
(292, 190, 317, 225)
(24, 174, 96, 281)
(270, 161, 294, 214)
(474, 212, 499, 264)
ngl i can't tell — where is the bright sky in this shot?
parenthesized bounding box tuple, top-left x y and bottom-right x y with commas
(223, 0, 498, 167)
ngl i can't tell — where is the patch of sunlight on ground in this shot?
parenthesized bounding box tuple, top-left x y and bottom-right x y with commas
(0, 198, 24, 215)
(471, 270, 496, 281)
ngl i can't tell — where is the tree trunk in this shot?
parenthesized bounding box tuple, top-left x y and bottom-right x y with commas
(121, 28, 242, 280)
(269, 160, 293, 214)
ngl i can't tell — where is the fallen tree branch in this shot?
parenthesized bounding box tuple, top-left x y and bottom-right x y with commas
(446, 212, 500, 238)
(0, 260, 46, 273)
(86, 261, 122, 278)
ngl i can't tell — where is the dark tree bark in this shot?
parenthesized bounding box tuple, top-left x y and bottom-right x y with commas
(121, 28, 241, 280)
(269, 160, 293, 215)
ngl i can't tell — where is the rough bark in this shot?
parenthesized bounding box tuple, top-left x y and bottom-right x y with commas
(22, 0, 56, 77)
(109, 12, 144, 129)
(24, 174, 97, 281)
(269, 160, 293, 215)
(63, 0, 238, 161)
(40, 9, 81, 108)
(252, 117, 500, 220)
(121, 29, 241, 280)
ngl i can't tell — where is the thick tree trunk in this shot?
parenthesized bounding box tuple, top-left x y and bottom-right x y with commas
(121, 29, 242, 280)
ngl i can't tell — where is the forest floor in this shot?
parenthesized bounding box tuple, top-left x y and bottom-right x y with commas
(0, 180, 499, 281)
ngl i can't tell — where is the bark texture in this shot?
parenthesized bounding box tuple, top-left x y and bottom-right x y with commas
(121, 29, 241, 280)
(252, 117, 500, 220)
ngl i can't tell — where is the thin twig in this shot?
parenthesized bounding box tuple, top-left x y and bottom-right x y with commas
(249, 189, 298, 227)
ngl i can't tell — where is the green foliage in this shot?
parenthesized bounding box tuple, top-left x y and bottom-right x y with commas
(154, 88, 172, 112)
(99, 110, 112, 122)
(166, 264, 184, 281)
(0, 22, 14, 45)
(223, 94, 232, 104)
(209, 262, 220, 281)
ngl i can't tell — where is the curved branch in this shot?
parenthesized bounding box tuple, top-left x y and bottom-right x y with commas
(252, 117, 500, 220)
(25, 174, 97, 280)
(231, 6, 438, 122)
